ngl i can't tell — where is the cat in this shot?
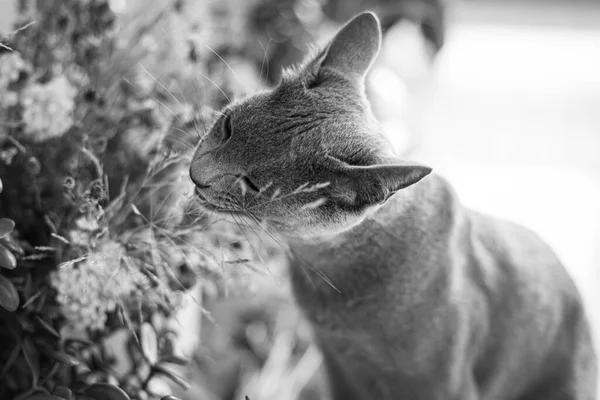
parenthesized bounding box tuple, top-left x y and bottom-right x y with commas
(189, 12, 597, 400)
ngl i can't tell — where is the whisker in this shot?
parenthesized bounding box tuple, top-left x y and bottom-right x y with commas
(164, 136, 195, 151)
(197, 72, 230, 103)
(139, 63, 185, 110)
(258, 38, 272, 82)
(242, 211, 340, 292)
(205, 44, 239, 83)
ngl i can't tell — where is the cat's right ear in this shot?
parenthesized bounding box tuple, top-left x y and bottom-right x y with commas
(329, 156, 432, 207)
(317, 12, 382, 81)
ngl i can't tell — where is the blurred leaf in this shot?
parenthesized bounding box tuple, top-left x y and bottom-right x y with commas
(43, 348, 80, 367)
(152, 365, 190, 390)
(131, 204, 142, 216)
(0, 218, 16, 238)
(0, 176, 2, 193)
(160, 396, 183, 400)
(161, 334, 189, 366)
(0, 274, 19, 311)
(0, 243, 17, 269)
(0, 342, 21, 380)
(0, 237, 25, 255)
(140, 322, 158, 365)
(35, 315, 61, 339)
(161, 353, 188, 366)
(22, 337, 40, 388)
(83, 383, 131, 400)
(53, 386, 74, 400)
(24, 272, 32, 297)
(23, 393, 64, 400)
(22, 289, 45, 309)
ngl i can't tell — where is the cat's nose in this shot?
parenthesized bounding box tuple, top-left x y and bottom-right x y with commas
(189, 168, 210, 188)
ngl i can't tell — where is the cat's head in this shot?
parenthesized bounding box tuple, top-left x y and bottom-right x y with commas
(190, 12, 431, 238)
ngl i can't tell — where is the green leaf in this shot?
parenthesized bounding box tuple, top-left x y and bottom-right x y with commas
(0, 243, 17, 269)
(140, 322, 158, 365)
(0, 218, 15, 238)
(0, 275, 19, 311)
(83, 383, 131, 400)
(153, 365, 191, 390)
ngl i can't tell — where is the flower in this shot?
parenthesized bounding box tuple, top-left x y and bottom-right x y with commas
(20, 75, 78, 141)
(0, 52, 31, 108)
(50, 241, 146, 331)
(0, 52, 30, 88)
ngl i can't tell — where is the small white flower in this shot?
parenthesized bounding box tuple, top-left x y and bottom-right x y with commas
(0, 91, 19, 108)
(50, 241, 143, 331)
(20, 75, 78, 141)
(0, 52, 31, 89)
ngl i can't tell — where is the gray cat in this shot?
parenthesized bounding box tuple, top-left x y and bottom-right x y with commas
(190, 12, 597, 400)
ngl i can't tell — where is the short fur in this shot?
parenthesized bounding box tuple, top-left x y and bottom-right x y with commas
(190, 12, 597, 400)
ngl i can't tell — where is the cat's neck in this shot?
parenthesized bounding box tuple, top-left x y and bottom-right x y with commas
(281, 174, 458, 308)
(283, 183, 425, 290)
(283, 180, 417, 247)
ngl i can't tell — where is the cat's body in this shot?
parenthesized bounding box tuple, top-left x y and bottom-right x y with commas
(190, 12, 597, 400)
(290, 174, 596, 399)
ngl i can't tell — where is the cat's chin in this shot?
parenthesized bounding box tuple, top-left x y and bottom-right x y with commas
(197, 201, 243, 217)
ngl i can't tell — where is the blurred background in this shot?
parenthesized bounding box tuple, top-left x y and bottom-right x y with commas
(1, 0, 599, 399)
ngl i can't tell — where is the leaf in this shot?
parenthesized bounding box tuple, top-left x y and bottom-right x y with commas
(0, 238, 24, 255)
(22, 337, 40, 388)
(140, 322, 158, 365)
(35, 315, 61, 339)
(162, 353, 189, 366)
(0, 177, 2, 193)
(160, 396, 183, 400)
(23, 393, 64, 400)
(153, 364, 191, 390)
(0, 275, 19, 311)
(161, 334, 189, 366)
(83, 383, 131, 400)
(131, 204, 142, 216)
(52, 386, 73, 400)
(0, 218, 15, 238)
(0, 243, 17, 269)
(44, 349, 80, 367)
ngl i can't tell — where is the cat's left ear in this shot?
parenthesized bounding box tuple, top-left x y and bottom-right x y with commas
(319, 12, 382, 80)
(333, 161, 432, 206)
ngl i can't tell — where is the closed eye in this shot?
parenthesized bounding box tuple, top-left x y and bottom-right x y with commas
(222, 113, 233, 143)
(304, 73, 322, 90)
(241, 175, 260, 193)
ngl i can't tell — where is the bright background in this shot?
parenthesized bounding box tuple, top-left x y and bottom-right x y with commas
(405, 0, 600, 362)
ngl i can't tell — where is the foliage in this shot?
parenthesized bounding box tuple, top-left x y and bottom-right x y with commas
(0, 0, 279, 399)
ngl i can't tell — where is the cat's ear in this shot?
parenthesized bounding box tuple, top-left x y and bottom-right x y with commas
(334, 162, 432, 206)
(319, 12, 382, 80)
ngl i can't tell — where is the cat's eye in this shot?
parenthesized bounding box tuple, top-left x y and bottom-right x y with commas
(221, 114, 233, 143)
(240, 176, 260, 193)
(305, 74, 321, 90)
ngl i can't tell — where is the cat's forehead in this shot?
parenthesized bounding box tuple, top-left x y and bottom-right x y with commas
(230, 82, 356, 128)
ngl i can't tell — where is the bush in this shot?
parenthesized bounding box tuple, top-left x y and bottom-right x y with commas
(0, 0, 279, 399)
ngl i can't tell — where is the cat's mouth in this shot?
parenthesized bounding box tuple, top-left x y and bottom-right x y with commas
(194, 187, 245, 216)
